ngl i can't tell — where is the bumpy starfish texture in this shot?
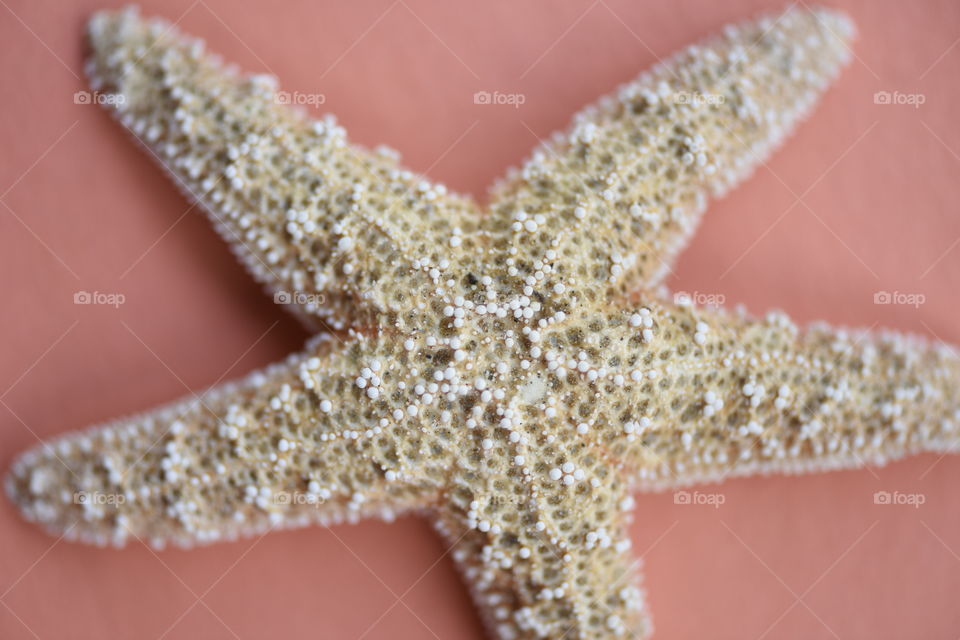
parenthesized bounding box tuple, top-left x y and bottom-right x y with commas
(8, 6, 960, 639)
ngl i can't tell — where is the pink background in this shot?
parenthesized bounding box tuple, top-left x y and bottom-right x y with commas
(2, 0, 960, 638)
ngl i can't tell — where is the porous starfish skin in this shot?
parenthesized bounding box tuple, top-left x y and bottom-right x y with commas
(7, 5, 960, 638)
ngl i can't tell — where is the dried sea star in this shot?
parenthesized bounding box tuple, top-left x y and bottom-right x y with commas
(8, 6, 959, 638)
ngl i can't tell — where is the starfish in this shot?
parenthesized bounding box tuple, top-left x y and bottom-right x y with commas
(7, 5, 960, 638)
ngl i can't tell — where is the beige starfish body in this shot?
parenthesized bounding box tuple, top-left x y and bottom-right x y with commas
(8, 6, 960, 638)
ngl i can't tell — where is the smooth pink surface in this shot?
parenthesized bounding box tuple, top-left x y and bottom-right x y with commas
(2, 0, 960, 638)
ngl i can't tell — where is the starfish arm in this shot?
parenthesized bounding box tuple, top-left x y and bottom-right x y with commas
(6, 334, 453, 548)
(550, 302, 960, 489)
(486, 6, 853, 304)
(435, 463, 649, 639)
(86, 8, 483, 332)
